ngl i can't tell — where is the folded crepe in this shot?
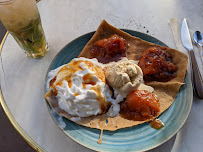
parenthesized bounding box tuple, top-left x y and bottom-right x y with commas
(45, 20, 188, 131)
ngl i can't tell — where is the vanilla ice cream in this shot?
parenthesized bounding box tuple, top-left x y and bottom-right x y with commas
(47, 57, 115, 117)
(105, 58, 144, 97)
(105, 58, 154, 117)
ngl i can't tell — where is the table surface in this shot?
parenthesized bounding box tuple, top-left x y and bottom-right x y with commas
(0, 0, 203, 152)
(0, 22, 34, 152)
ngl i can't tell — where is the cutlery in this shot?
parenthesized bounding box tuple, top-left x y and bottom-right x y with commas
(181, 18, 203, 98)
(193, 31, 203, 63)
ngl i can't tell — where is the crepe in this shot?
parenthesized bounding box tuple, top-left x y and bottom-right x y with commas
(45, 20, 188, 131)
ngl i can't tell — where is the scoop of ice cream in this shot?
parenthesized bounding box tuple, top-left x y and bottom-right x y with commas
(47, 57, 115, 117)
(105, 58, 143, 96)
(104, 58, 146, 117)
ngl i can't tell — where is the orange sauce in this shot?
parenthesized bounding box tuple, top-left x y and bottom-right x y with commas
(74, 92, 79, 96)
(83, 73, 96, 88)
(150, 118, 164, 129)
(90, 34, 128, 63)
(98, 128, 103, 144)
(50, 59, 104, 89)
(49, 76, 56, 86)
(97, 117, 107, 144)
(120, 90, 160, 121)
(90, 85, 110, 113)
(138, 47, 177, 82)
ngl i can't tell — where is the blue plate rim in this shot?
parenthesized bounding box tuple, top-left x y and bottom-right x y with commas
(44, 30, 193, 152)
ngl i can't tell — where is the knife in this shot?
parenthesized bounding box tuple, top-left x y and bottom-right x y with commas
(181, 18, 203, 98)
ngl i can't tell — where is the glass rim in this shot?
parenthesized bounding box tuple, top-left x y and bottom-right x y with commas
(0, 0, 15, 5)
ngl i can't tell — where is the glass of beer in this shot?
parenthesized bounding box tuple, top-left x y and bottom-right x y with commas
(0, 0, 49, 58)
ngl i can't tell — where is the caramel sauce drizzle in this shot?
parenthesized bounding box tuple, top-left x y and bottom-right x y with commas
(98, 128, 103, 144)
(150, 118, 164, 129)
(97, 117, 107, 144)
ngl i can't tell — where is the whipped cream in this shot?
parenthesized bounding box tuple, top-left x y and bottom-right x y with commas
(47, 57, 114, 117)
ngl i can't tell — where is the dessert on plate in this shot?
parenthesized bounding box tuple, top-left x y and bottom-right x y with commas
(44, 20, 188, 132)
